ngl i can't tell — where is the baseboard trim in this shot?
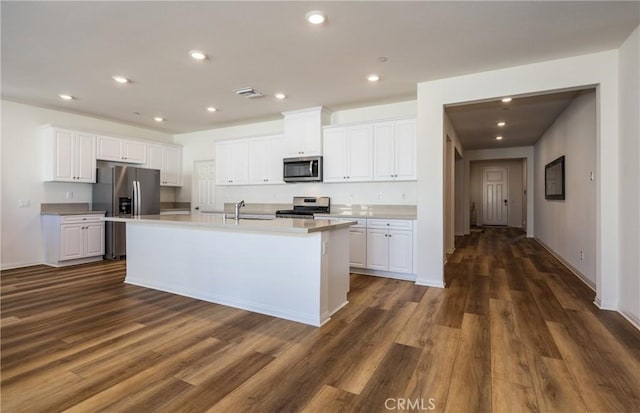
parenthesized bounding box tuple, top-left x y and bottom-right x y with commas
(534, 238, 596, 291)
(350, 268, 416, 282)
(415, 279, 446, 288)
(619, 310, 640, 331)
(1, 261, 46, 271)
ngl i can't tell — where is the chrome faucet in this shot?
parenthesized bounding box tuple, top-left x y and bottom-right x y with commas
(234, 200, 245, 220)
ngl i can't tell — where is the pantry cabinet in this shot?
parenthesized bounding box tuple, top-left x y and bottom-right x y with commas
(42, 126, 96, 183)
(96, 136, 146, 163)
(146, 143, 183, 186)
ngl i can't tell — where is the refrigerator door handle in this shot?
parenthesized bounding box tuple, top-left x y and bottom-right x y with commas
(137, 181, 142, 215)
(132, 180, 138, 216)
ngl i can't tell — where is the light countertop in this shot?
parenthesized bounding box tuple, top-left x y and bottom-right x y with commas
(41, 210, 106, 216)
(315, 204, 416, 220)
(40, 202, 106, 216)
(104, 213, 355, 234)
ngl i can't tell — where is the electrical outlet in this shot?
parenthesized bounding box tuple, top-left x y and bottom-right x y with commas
(66, 191, 74, 200)
(580, 250, 584, 261)
(378, 192, 383, 200)
(18, 200, 30, 208)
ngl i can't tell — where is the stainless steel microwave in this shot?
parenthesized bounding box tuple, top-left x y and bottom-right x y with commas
(283, 156, 323, 182)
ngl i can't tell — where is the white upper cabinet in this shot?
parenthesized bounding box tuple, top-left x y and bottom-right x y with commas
(215, 140, 249, 185)
(248, 135, 285, 184)
(163, 145, 182, 186)
(96, 136, 146, 164)
(322, 127, 347, 182)
(283, 107, 330, 157)
(145, 143, 183, 186)
(323, 124, 373, 182)
(122, 140, 147, 163)
(43, 126, 96, 183)
(373, 118, 416, 181)
(393, 118, 417, 180)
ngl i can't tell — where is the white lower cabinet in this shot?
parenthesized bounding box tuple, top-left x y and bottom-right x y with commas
(315, 217, 414, 277)
(43, 214, 105, 266)
(366, 219, 413, 275)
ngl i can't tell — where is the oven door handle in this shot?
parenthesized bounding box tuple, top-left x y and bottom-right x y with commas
(309, 160, 314, 177)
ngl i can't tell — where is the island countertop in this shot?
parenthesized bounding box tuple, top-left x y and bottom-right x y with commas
(104, 213, 355, 234)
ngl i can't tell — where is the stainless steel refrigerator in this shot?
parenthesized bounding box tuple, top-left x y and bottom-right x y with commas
(93, 166, 160, 259)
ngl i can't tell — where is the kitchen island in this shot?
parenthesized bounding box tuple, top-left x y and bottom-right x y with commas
(105, 214, 355, 326)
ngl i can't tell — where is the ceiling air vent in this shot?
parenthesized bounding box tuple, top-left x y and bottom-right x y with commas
(234, 87, 263, 99)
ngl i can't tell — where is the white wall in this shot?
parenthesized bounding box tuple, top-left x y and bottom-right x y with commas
(534, 91, 597, 287)
(469, 159, 525, 228)
(417, 50, 619, 304)
(175, 101, 418, 209)
(454, 156, 464, 235)
(617, 26, 640, 327)
(443, 113, 464, 254)
(0, 100, 173, 269)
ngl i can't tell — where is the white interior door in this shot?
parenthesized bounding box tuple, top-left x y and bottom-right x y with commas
(482, 167, 508, 226)
(192, 160, 217, 212)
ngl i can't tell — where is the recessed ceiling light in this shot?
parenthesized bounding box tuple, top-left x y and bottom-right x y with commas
(58, 94, 74, 100)
(497, 121, 506, 127)
(496, 136, 503, 140)
(306, 11, 326, 25)
(274, 93, 286, 100)
(153, 117, 165, 122)
(189, 50, 207, 60)
(112, 75, 129, 84)
(207, 107, 217, 112)
(367, 74, 380, 82)
(501, 97, 512, 103)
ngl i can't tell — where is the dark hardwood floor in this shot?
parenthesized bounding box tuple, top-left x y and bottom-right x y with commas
(2, 228, 639, 412)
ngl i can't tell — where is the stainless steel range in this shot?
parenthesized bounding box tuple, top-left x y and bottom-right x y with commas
(275, 196, 330, 219)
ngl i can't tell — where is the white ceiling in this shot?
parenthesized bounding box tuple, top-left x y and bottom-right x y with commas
(446, 90, 585, 150)
(1, 1, 638, 135)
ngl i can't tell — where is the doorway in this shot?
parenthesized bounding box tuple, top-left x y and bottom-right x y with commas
(192, 160, 216, 212)
(482, 167, 508, 226)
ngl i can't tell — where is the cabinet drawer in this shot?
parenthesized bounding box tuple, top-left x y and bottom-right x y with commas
(61, 215, 104, 224)
(366, 219, 412, 230)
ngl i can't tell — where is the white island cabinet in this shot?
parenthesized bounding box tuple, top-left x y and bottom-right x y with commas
(106, 214, 355, 326)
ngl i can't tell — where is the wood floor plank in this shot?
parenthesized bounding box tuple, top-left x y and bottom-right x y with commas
(445, 313, 491, 413)
(301, 385, 356, 413)
(489, 299, 534, 387)
(547, 321, 637, 412)
(403, 324, 460, 412)
(511, 290, 563, 359)
(347, 343, 423, 413)
(525, 352, 588, 413)
(395, 287, 444, 347)
(491, 377, 539, 413)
